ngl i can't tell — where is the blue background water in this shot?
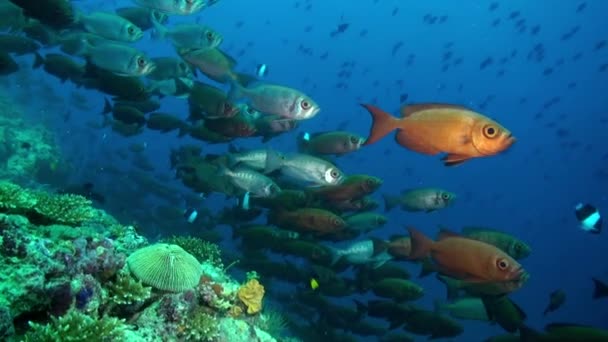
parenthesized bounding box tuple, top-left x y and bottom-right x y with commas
(7, 0, 608, 340)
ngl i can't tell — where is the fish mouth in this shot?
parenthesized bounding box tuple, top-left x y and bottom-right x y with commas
(511, 266, 529, 283)
(506, 133, 516, 145)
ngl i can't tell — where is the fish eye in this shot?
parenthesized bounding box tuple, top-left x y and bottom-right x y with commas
(350, 136, 360, 144)
(128, 27, 135, 34)
(300, 100, 311, 110)
(206, 32, 214, 40)
(483, 125, 498, 138)
(137, 57, 146, 67)
(441, 193, 450, 200)
(332, 218, 341, 226)
(496, 258, 509, 270)
(330, 169, 340, 178)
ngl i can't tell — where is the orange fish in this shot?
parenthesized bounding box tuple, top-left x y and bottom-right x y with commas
(361, 103, 515, 166)
(407, 227, 526, 284)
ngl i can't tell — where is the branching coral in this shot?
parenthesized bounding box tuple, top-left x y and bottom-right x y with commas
(0, 182, 96, 226)
(0, 181, 36, 210)
(179, 307, 219, 342)
(23, 308, 127, 342)
(107, 268, 152, 306)
(31, 191, 95, 226)
(162, 236, 223, 268)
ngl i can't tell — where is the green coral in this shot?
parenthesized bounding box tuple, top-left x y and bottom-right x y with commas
(162, 236, 223, 268)
(0, 181, 36, 210)
(32, 191, 95, 226)
(180, 308, 219, 342)
(0, 182, 96, 226)
(107, 269, 152, 306)
(23, 308, 127, 342)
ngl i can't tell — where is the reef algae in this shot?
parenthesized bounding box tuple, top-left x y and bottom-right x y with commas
(0, 182, 286, 341)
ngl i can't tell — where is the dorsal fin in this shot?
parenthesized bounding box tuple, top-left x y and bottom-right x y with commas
(400, 103, 470, 117)
(437, 228, 460, 240)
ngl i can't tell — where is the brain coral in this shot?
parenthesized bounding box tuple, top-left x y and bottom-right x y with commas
(126, 244, 202, 292)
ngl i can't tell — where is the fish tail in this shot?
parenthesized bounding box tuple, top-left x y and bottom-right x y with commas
(592, 277, 608, 299)
(418, 257, 437, 278)
(436, 274, 459, 301)
(177, 124, 189, 137)
(407, 226, 433, 260)
(33, 52, 44, 69)
(433, 299, 444, 313)
(150, 11, 167, 40)
(382, 194, 399, 212)
(353, 300, 367, 316)
(227, 78, 245, 102)
(235, 72, 258, 87)
(328, 246, 341, 266)
(264, 148, 284, 174)
(102, 98, 112, 115)
(226, 153, 239, 168)
(360, 103, 401, 145)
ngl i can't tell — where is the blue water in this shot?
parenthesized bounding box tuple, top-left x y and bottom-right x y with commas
(5, 0, 608, 340)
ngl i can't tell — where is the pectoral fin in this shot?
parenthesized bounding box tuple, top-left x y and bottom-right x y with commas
(442, 154, 470, 166)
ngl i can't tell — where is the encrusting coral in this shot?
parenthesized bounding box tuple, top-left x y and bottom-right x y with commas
(126, 243, 202, 292)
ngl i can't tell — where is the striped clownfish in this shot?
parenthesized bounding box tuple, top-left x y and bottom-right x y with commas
(575, 203, 602, 234)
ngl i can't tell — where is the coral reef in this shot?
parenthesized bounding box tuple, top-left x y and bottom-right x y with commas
(0, 181, 98, 226)
(0, 183, 286, 342)
(162, 235, 224, 268)
(23, 308, 128, 342)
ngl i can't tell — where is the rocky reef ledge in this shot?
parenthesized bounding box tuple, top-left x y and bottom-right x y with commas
(0, 181, 292, 342)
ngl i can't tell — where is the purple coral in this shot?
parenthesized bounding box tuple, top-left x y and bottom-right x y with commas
(1, 227, 28, 258)
(47, 282, 72, 317)
(60, 237, 125, 281)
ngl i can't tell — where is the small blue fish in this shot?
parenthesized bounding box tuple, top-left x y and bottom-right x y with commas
(575, 203, 602, 234)
(255, 63, 268, 78)
(184, 207, 198, 223)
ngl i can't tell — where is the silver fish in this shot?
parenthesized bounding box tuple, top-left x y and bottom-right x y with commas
(265, 149, 344, 186)
(152, 16, 222, 49)
(77, 11, 143, 42)
(229, 82, 320, 120)
(219, 166, 281, 198)
(133, 0, 207, 15)
(79, 41, 156, 77)
(227, 149, 269, 171)
(147, 57, 193, 81)
(329, 239, 392, 268)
